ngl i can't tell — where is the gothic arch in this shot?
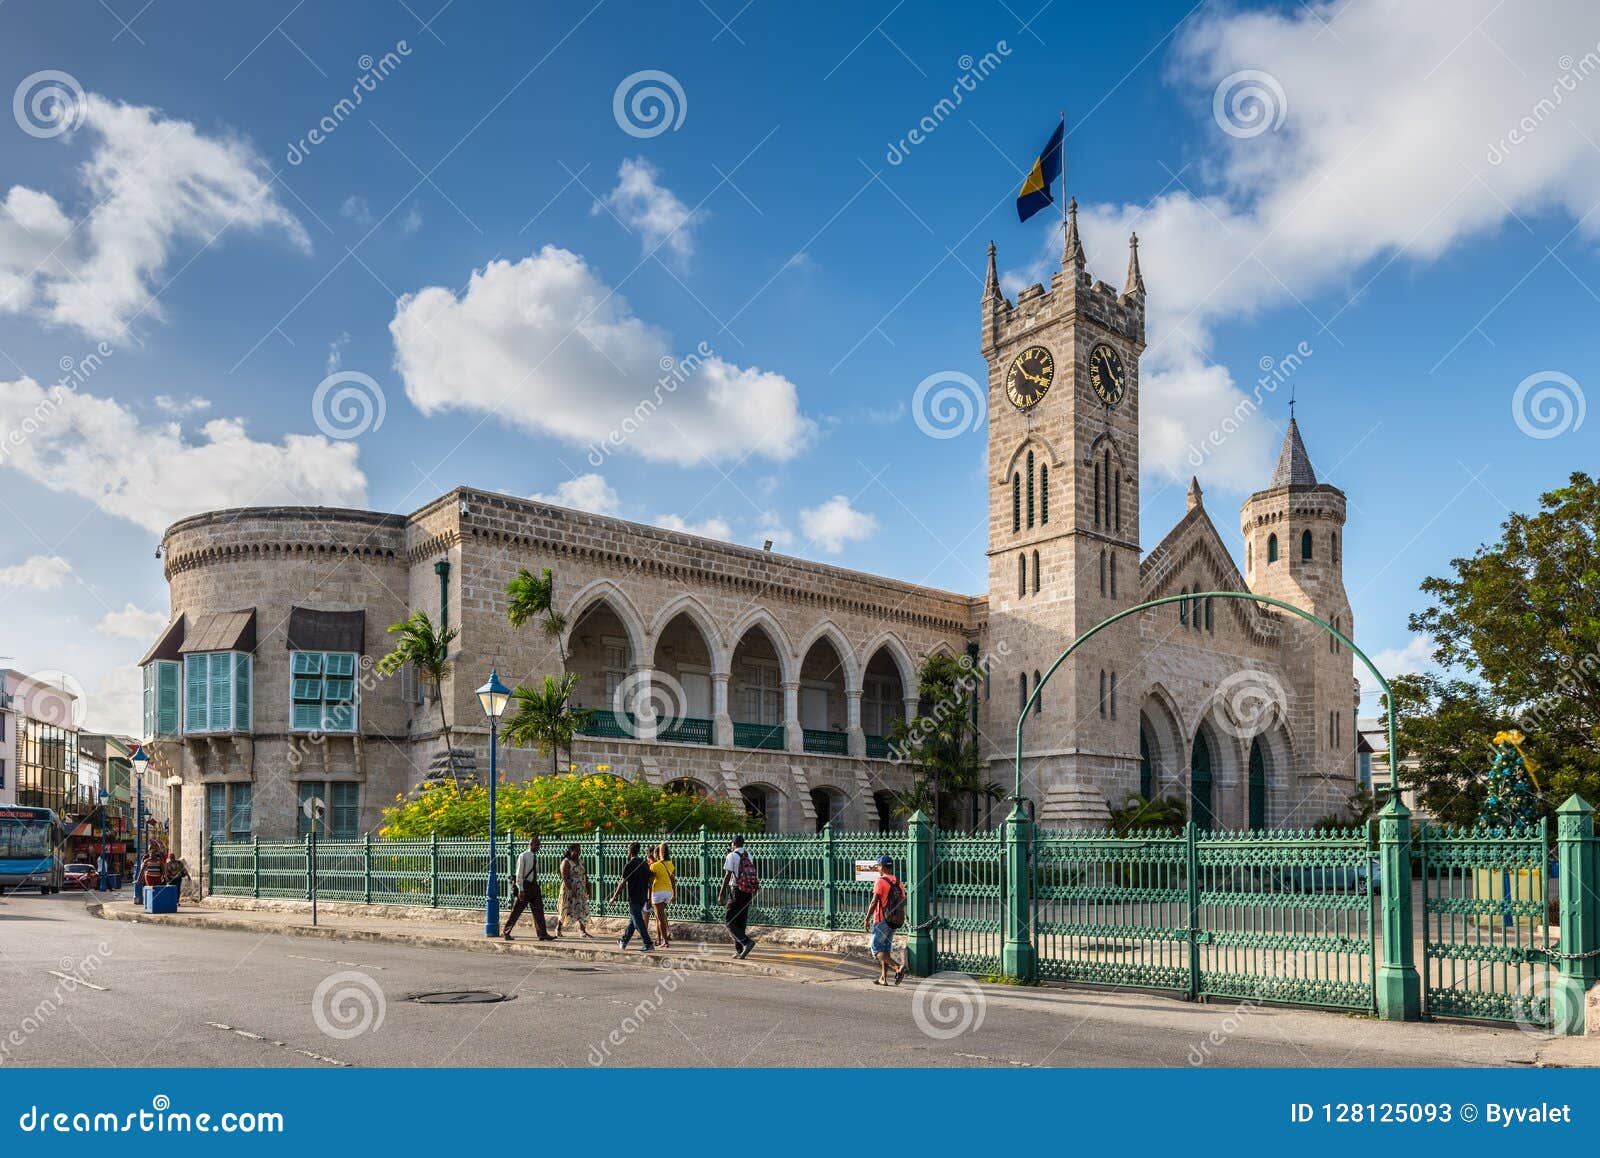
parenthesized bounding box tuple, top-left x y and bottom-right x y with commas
(1138, 683, 1185, 799)
(1084, 429, 1132, 473)
(998, 432, 1065, 481)
(794, 619, 861, 690)
(561, 579, 648, 659)
(646, 594, 729, 674)
(858, 629, 917, 692)
(725, 607, 797, 685)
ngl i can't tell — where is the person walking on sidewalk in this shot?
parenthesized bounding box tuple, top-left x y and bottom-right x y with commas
(554, 843, 592, 937)
(648, 842, 676, 948)
(719, 835, 759, 959)
(866, 854, 906, 986)
(502, 836, 555, 942)
(608, 841, 654, 952)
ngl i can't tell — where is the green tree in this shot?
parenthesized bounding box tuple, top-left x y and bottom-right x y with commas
(887, 652, 1000, 829)
(376, 611, 462, 785)
(503, 673, 591, 775)
(1391, 472, 1600, 820)
(506, 566, 567, 661)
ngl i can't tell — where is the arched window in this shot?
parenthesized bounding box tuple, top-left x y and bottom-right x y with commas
(1204, 597, 1213, 633)
(1301, 529, 1313, 561)
(1093, 462, 1101, 526)
(1190, 732, 1214, 832)
(1247, 542, 1253, 572)
(1032, 550, 1040, 594)
(1248, 737, 1267, 830)
(1193, 593, 1202, 632)
(1012, 473, 1021, 533)
(1098, 670, 1107, 717)
(1139, 727, 1154, 800)
(1019, 673, 1027, 714)
(1018, 553, 1026, 598)
(1110, 670, 1118, 719)
(1114, 470, 1122, 531)
(1026, 450, 1035, 528)
(1099, 551, 1107, 595)
(1267, 533, 1279, 564)
(1040, 463, 1049, 524)
(1032, 671, 1042, 716)
(1179, 588, 1189, 626)
(1109, 553, 1117, 598)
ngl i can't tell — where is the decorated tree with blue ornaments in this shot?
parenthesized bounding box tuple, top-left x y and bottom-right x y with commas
(1477, 730, 1541, 831)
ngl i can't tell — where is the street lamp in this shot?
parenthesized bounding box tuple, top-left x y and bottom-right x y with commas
(130, 744, 148, 901)
(475, 668, 511, 938)
(97, 789, 109, 892)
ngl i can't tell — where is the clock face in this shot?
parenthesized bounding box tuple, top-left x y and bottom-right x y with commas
(1088, 342, 1127, 407)
(1005, 345, 1054, 410)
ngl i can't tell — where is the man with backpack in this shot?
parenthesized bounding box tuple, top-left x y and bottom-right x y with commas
(866, 854, 906, 986)
(719, 835, 759, 959)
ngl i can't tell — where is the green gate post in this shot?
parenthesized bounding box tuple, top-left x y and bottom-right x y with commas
(823, 824, 837, 931)
(906, 810, 934, 976)
(251, 836, 260, 899)
(1001, 801, 1036, 982)
(698, 826, 714, 921)
(1376, 795, 1422, 1021)
(1553, 795, 1595, 1034)
(429, 832, 439, 908)
(363, 834, 373, 904)
(1185, 822, 1201, 1002)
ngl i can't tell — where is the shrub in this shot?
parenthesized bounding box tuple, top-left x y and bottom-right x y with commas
(379, 774, 757, 839)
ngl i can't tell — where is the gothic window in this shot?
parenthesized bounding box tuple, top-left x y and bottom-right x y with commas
(1019, 673, 1027, 715)
(1098, 670, 1106, 718)
(1012, 473, 1021, 533)
(1193, 593, 1202, 632)
(1114, 471, 1122, 532)
(1040, 463, 1049, 524)
(1301, 529, 1313, 561)
(1205, 597, 1213, 633)
(1110, 670, 1118, 719)
(1180, 588, 1189, 626)
(1267, 533, 1279, 564)
(1332, 531, 1340, 564)
(1110, 553, 1117, 599)
(1099, 551, 1106, 596)
(1018, 553, 1026, 599)
(1093, 462, 1101, 526)
(1026, 451, 1035, 528)
(1032, 550, 1040, 594)
(1033, 671, 1042, 716)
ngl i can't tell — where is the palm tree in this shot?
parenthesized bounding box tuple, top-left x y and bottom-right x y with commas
(503, 673, 591, 774)
(506, 566, 567, 661)
(886, 651, 1001, 829)
(376, 611, 462, 784)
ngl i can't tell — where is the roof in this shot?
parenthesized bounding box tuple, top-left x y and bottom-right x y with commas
(286, 607, 366, 653)
(139, 615, 185, 665)
(1269, 417, 1318, 488)
(178, 610, 257, 654)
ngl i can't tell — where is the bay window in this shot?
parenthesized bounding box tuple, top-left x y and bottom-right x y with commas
(184, 651, 251, 733)
(142, 660, 180, 737)
(290, 651, 358, 732)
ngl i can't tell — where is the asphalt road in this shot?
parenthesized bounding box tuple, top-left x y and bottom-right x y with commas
(0, 892, 1584, 1068)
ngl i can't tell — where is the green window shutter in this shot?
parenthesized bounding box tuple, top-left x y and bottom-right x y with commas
(229, 783, 252, 837)
(158, 662, 179, 736)
(325, 653, 354, 677)
(185, 655, 209, 732)
(206, 784, 227, 836)
(206, 653, 230, 731)
(331, 782, 359, 838)
(233, 654, 251, 731)
(291, 652, 322, 676)
(291, 677, 322, 701)
(142, 665, 155, 738)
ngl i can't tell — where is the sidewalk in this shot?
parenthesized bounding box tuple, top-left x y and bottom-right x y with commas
(86, 895, 880, 982)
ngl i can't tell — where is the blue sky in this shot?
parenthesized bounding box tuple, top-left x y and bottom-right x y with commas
(1, 0, 1597, 733)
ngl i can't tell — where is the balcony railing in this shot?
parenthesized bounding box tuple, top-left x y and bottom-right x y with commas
(575, 709, 712, 745)
(732, 722, 785, 750)
(864, 734, 892, 759)
(802, 729, 848, 755)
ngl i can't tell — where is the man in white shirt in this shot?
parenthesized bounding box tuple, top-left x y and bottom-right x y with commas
(502, 836, 554, 941)
(719, 834, 758, 958)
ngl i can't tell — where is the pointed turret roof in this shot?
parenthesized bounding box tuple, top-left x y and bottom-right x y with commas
(983, 240, 1000, 302)
(1124, 232, 1145, 297)
(1063, 197, 1085, 270)
(1270, 416, 1318, 488)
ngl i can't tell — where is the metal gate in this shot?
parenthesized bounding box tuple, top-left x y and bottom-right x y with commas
(1031, 825, 1376, 1011)
(1418, 821, 1553, 1027)
(930, 830, 1004, 975)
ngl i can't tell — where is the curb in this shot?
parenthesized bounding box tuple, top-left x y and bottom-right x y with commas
(86, 899, 815, 980)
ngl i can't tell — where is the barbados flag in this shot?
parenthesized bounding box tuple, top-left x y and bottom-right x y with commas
(1016, 118, 1064, 223)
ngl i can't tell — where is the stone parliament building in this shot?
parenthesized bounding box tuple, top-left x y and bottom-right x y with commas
(140, 205, 1360, 857)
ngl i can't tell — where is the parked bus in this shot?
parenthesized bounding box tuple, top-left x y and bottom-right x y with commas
(0, 806, 63, 893)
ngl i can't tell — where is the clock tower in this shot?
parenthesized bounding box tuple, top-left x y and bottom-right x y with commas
(979, 201, 1148, 806)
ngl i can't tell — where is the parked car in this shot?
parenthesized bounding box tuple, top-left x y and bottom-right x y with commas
(62, 863, 99, 891)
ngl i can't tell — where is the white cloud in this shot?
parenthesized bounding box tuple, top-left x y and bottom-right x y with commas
(0, 376, 367, 533)
(2, 94, 308, 338)
(598, 158, 700, 262)
(0, 554, 72, 589)
(84, 663, 143, 736)
(400, 201, 423, 236)
(799, 495, 877, 553)
(96, 603, 169, 641)
(391, 246, 814, 465)
(654, 513, 734, 541)
(1373, 634, 1437, 682)
(340, 195, 374, 227)
(152, 394, 211, 416)
(1007, 0, 1600, 489)
(530, 472, 621, 516)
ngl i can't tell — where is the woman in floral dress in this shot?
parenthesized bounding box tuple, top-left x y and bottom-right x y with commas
(554, 843, 591, 937)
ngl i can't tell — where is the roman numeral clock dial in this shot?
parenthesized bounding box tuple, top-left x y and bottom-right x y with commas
(1089, 342, 1127, 407)
(1005, 345, 1054, 411)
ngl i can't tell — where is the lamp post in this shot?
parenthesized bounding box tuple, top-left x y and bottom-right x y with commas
(130, 745, 148, 900)
(475, 668, 511, 937)
(97, 789, 109, 892)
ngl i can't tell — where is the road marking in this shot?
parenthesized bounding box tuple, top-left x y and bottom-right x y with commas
(285, 953, 385, 969)
(954, 1052, 1032, 1067)
(204, 1021, 348, 1066)
(48, 970, 107, 991)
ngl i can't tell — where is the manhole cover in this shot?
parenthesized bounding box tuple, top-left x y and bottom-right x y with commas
(406, 990, 515, 1005)
(560, 966, 608, 973)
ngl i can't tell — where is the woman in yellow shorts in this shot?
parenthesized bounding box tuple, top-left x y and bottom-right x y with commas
(648, 843, 676, 947)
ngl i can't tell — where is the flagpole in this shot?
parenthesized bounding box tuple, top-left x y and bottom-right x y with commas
(1059, 111, 1067, 248)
